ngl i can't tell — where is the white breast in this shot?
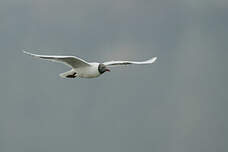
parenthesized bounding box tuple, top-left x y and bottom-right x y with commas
(75, 63, 100, 78)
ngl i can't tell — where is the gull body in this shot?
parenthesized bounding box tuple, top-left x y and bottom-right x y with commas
(73, 62, 100, 78)
(23, 50, 157, 79)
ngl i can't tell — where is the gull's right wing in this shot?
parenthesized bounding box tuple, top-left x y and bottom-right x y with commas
(103, 57, 157, 67)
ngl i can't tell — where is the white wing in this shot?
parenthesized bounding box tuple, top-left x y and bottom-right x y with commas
(23, 50, 91, 68)
(103, 57, 157, 67)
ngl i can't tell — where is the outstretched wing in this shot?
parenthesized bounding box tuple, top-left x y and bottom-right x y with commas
(23, 50, 91, 68)
(103, 57, 157, 67)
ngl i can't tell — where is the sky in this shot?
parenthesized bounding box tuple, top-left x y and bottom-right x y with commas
(1, 0, 228, 152)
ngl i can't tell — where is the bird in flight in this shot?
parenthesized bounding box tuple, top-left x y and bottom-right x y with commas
(23, 50, 157, 79)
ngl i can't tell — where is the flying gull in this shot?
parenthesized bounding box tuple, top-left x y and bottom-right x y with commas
(23, 51, 157, 79)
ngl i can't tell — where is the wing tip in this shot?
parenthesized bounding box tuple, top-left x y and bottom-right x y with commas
(22, 49, 29, 54)
(22, 50, 33, 56)
(148, 57, 157, 63)
(22, 50, 42, 59)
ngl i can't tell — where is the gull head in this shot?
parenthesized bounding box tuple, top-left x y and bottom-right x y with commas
(98, 64, 110, 74)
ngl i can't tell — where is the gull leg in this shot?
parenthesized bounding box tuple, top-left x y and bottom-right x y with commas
(59, 70, 77, 79)
(65, 72, 77, 78)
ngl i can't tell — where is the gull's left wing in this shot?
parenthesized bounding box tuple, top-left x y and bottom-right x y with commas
(23, 50, 91, 68)
(103, 57, 157, 67)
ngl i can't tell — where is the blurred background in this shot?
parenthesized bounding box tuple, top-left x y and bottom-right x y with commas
(0, 0, 227, 152)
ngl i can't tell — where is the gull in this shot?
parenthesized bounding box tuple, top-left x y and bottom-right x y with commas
(23, 51, 157, 79)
